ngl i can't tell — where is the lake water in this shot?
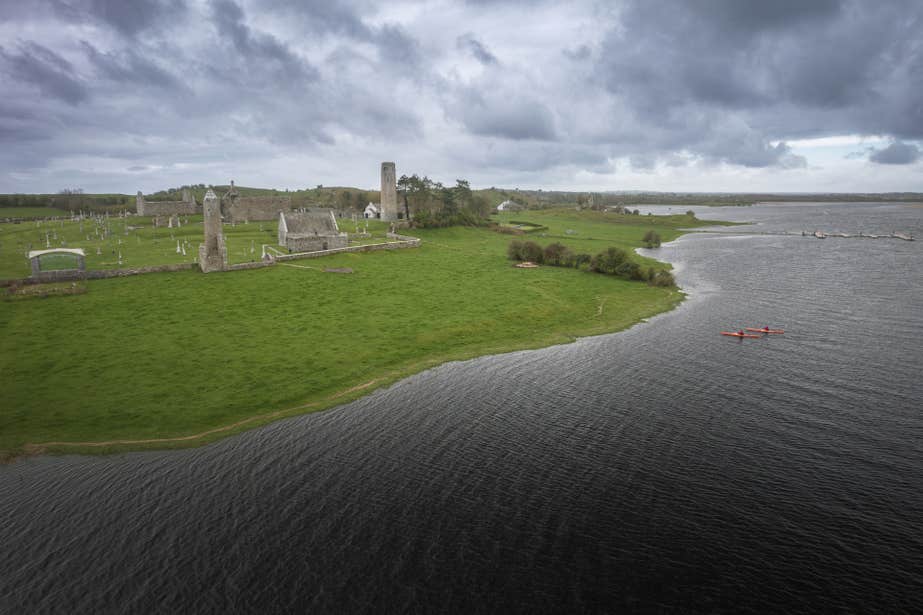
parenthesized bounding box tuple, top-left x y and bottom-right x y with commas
(2, 202, 922, 613)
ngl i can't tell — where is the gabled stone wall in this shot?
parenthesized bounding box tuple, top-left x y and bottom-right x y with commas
(224, 196, 293, 223)
(136, 190, 199, 216)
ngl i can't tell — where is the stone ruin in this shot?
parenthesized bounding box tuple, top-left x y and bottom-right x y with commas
(220, 180, 295, 223)
(278, 209, 348, 252)
(136, 188, 199, 217)
(379, 162, 402, 221)
(198, 189, 227, 273)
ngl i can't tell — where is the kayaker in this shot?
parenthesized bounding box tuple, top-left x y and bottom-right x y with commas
(738, 329, 745, 336)
(763, 326, 770, 332)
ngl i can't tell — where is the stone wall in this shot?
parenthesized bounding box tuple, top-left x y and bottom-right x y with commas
(225, 196, 293, 223)
(286, 235, 349, 253)
(136, 190, 199, 216)
(272, 235, 420, 262)
(8, 262, 197, 284)
(138, 200, 199, 216)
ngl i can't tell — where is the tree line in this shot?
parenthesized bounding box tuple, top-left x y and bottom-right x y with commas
(0, 192, 130, 211)
(397, 176, 491, 227)
(507, 240, 676, 287)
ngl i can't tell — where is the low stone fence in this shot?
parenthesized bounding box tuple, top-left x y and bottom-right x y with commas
(1, 234, 422, 286)
(228, 261, 272, 272)
(386, 232, 422, 244)
(272, 234, 420, 263)
(2, 262, 197, 286)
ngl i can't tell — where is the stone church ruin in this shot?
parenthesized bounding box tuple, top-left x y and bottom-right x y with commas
(136, 189, 199, 216)
(221, 181, 294, 223)
(278, 209, 348, 252)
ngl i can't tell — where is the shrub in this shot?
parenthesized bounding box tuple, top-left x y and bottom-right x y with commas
(543, 242, 570, 266)
(507, 240, 524, 261)
(685, 210, 696, 218)
(520, 241, 544, 263)
(642, 230, 661, 248)
(649, 270, 676, 287)
(592, 246, 629, 274)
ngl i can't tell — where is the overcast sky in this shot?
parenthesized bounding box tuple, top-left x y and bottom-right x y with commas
(1, 0, 921, 194)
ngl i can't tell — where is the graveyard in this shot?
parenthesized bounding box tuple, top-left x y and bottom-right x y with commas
(0, 212, 393, 279)
(0, 208, 712, 460)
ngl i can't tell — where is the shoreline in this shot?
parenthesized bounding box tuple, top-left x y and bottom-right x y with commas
(2, 214, 707, 464)
(6, 287, 684, 463)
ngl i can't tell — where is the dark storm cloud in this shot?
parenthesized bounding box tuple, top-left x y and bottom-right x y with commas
(251, 0, 421, 67)
(50, 0, 186, 36)
(457, 33, 498, 65)
(2, 0, 921, 192)
(869, 142, 921, 165)
(210, 0, 320, 84)
(0, 42, 88, 105)
(595, 0, 923, 165)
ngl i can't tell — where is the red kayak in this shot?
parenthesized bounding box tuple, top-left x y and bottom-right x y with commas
(721, 332, 762, 338)
(745, 328, 784, 334)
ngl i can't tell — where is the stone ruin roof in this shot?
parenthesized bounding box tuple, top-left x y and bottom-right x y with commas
(281, 209, 341, 236)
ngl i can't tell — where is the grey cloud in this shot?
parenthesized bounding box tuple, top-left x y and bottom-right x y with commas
(50, 0, 186, 36)
(253, 0, 372, 38)
(0, 42, 88, 105)
(698, 0, 842, 35)
(252, 0, 421, 67)
(562, 45, 590, 61)
(593, 0, 923, 166)
(453, 88, 557, 141)
(375, 24, 421, 67)
(210, 0, 320, 85)
(2, 0, 922, 192)
(629, 154, 657, 171)
(457, 34, 498, 65)
(458, 140, 608, 174)
(727, 141, 806, 169)
(81, 42, 182, 90)
(869, 142, 921, 165)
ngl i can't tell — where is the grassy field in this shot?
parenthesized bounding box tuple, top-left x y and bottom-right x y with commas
(0, 214, 390, 279)
(0, 209, 726, 459)
(0, 207, 72, 218)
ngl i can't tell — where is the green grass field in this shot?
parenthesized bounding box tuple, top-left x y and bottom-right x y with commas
(0, 209, 726, 459)
(0, 214, 390, 279)
(0, 207, 72, 218)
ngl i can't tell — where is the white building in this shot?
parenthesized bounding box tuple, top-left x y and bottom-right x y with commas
(364, 202, 381, 219)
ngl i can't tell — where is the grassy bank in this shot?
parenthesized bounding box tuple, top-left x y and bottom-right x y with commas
(1, 209, 725, 459)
